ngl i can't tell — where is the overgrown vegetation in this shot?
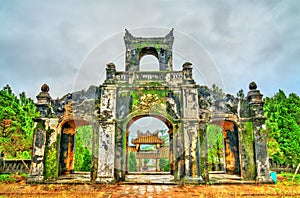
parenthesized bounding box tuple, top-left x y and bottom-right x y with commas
(264, 90, 300, 166)
(159, 158, 170, 172)
(74, 126, 92, 171)
(207, 124, 224, 171)
(0, 173, 27, 183)
(128, 151, 137, 172)
(0, 85, 38, 159)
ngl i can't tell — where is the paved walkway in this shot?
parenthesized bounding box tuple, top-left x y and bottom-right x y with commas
(125, 173, 175, 184)
(52, 171, 252, 184)
(1, 183, 300, 197)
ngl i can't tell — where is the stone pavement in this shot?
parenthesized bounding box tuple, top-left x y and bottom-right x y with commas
(125, 173, 175, 184)
(1, 183, 300, 197)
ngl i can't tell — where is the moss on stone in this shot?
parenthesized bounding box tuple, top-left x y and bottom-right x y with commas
(241, 121, 256, 180)
(44, 129, 58, 180)
(199, 125, 209, 182)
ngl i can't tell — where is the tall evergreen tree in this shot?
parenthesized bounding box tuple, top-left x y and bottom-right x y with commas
(0, 85, 38, 159)
(264, 90, 300, 165)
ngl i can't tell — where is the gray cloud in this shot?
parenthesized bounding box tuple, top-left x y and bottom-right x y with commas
(0, 0, 299, 99)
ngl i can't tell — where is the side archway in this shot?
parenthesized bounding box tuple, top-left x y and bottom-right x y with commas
(58, 119, 92, 175)
(208, 120, 241, 175)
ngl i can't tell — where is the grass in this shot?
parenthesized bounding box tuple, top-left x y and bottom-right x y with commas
(0, 173, 27, 183)
(277, 172, 300, 185)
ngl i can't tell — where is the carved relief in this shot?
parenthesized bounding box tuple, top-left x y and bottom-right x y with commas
(184, 89, 198, 118)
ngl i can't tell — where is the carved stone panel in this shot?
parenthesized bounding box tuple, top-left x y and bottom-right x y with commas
(97, 123, 115, 182)
(182, 88, 199, 118)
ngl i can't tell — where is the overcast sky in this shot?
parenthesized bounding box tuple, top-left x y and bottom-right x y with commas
(1, 0, 300, 100)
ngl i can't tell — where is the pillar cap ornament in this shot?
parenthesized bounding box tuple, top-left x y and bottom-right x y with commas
(36, 84, 52, 105)
(249, 81, 257, 90)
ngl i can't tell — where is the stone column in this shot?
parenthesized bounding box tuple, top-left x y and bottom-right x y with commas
(105, 63, 116, 84)
(91, 122, 99, 182)
(173, 122, 184, 181)
(96, 83, 116, 183)
(182, 62, 195, 84)
(114, 122, 125, 181)
(183, 121, 200, 178)
(27, 84, 52, 183)
(199, 121, 209, 182)
(181, 83, 202, 183)
(96, 122, 115, 183)
(238, 120, 256, 180)
(27, 119, 47, 183)
(247, 82, 272, 182)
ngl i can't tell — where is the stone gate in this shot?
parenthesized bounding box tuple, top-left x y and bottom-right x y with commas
(27, 29, 272, 183)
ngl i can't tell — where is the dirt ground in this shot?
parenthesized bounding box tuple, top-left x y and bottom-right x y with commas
(0, 181, 300, 198)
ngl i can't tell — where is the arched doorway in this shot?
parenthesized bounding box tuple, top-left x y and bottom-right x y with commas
(58, 119, 92, 176)
(208, 120, 241, 176)
(125, 115, 174, 175)
(139, 55, 160, 71)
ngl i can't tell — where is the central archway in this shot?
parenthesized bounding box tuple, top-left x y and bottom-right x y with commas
(125, 115, 174, 176)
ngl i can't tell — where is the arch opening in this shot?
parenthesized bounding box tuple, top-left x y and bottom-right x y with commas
(138, 47, 160, 71)
(58, 120, 92, 176)
(208, 120, 241, 176)
(126, 115, 173, 174)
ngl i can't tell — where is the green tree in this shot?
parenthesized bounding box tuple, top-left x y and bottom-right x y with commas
(128, 151, 137, 172)
(74, 126, 92, 171)
(0, 85, 38, 159)
(236, 89, 245, 99)
(75, 126, 92, 150)
(159, 158, 170, 172)
(264, 90, 300, 165)
(158, 129, 169, 146)
(207, 124, 224, 170)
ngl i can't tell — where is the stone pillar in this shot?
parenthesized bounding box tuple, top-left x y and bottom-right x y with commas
(96, 122, 115, 183)
(43, 118, 59, 180)
(27, 119, 47, 183)
(181, 84, 202, 183)
(91, 122, 99, 182)
(199, 121, 209, 182)
(247, 82, 272, 182)
(96, 83, 116, 183)
(173, 125, 184, 181)
(27, 84, 52, 183)
(114, 122, 125, 181)
(182, 62, 195, 84)
(239, 120, 256, 180)
(183, 120, 200, 178)
(105, 63, 116, 84)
